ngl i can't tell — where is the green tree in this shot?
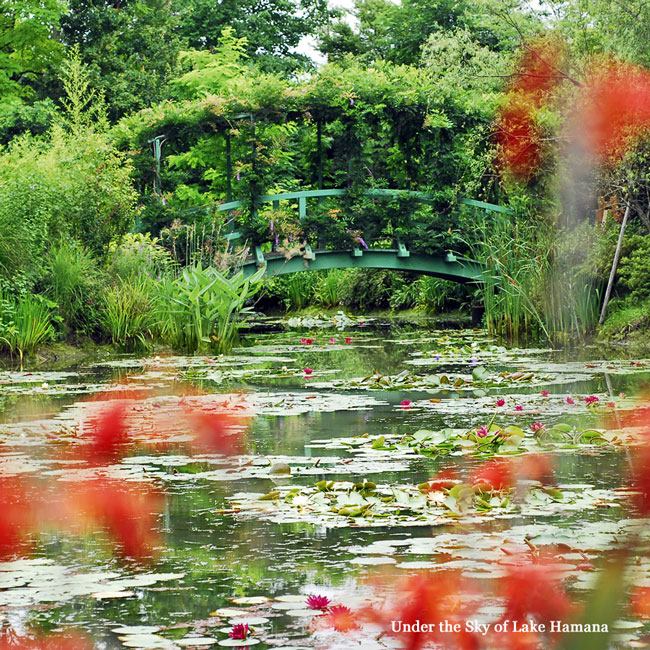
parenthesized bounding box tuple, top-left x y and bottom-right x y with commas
(0, 0, 65, 101)
(174, 0, 332, 73)
(57, 0, 181, 119)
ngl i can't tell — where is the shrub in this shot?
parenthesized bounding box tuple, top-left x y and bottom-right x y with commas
(107, 233, 174, 282)
(617, 233, 650, 301)
(314, 269, 346, 308)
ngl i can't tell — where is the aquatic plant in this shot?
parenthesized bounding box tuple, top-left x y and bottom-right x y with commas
(101, 276, 155, 352)
(155, 263, 264, 354)
(0, 292, 57, 362)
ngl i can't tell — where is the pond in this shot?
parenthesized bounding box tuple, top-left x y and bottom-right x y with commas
(2, 317, 650, 650)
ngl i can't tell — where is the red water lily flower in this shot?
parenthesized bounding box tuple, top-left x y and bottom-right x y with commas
(329, 338, 335, 344)
(344, 337, 352, 344)
(322, 605, 359, 632)
(496, 398, 506, 407)
(530, 422, 544, 433)
(303, 368, 313, 375)
(540, 390, 549, 397)
(476, 426, 489, 438)
(400, 400, 412, 408)
(306, 594, 331, 610)
(229, 624, 249, 640)
(300, 338, 314, 345)
(566, 397, 575, 405)
(515, 405, 523, 411)
(584, 395, 600, 405)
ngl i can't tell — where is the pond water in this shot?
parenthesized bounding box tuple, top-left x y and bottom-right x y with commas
(2, 319, 650, 649)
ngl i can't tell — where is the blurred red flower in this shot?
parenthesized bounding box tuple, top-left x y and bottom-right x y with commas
(578, 61, 650, 161)
(80, 401, 131, 463)
(72, 478, 163, 562)
(0, 632, 93, 650)
(470, 459, 515, 491)
(499, 562, 575, 625)
(190, 405, 249, 455)
(0, 477, 38, 560)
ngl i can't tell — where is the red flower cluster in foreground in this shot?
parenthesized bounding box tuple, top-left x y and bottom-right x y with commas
(0, 477, 38, 560)
(0, 633, 92, 650)
(71, 478, 163, 562)
(496, 37, 565, 178)
(578, 61, 650, 161)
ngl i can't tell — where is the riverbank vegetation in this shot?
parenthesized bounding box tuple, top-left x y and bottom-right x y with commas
(2, 0, 650, 356)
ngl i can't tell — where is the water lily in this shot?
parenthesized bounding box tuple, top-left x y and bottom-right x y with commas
(303, 368, 313, 375)
(585, 395, 600, 405)
(329, 338, 335, 344)
(566, 397, 575, 405)
(323, 605, 359, 632)
(515, 405, 523, 411)
(530, 422, 544, 433)
(540, 390, 549, 397)
(306, 594, 331, 610)
(229, 623, 249, 640)
(300, 338, 314, 345)
(344, 337, 352, 344)
(606, 401, 615, 408)
(496, 398, 506, 407)
(476, 426, 489, 438)
(399, 400, 411, 408)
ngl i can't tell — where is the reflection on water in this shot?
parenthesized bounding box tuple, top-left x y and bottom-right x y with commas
(1, 325, 650, 648)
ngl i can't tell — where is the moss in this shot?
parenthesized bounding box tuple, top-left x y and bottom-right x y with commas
(598, 298, 650, 342)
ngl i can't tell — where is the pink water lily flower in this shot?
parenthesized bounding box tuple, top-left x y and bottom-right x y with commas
(329, 338, 335, 344)
(303, 368, 313, 375)
(566, 397, 575, 405)
(306, 594, 331, 610)
(530, 422, 544, 432)
(496, 398, 506, 407)
(399, 400, 412, 408)
(515, 405, 523, 411)
(585, 395, 600, 405)
(344, 337, 352, 344)
(541, 390, 549, 397)
(229, 623, 249, 640)
(477, 426, 489, 438)
(300, 338, 314, 345)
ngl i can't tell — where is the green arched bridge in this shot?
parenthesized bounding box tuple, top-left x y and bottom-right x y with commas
(218, 189, 513, 283)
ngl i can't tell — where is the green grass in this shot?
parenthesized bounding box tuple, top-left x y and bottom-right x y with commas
(599, 298, 650, 341)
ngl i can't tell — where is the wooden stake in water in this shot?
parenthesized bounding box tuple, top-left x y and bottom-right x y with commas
(599, 204, 630, 325)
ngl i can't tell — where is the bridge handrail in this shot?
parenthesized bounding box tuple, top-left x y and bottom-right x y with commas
(458, 197, 514, 215)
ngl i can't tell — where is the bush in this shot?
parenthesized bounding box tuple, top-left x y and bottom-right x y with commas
(107, 232, 174, 281)
(617, 233, 650, 301)
(42, 240, 104, 334)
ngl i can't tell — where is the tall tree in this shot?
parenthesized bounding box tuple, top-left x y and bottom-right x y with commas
(0, 0, 65, 102)
(174, 0, 332, 73)
(58, 0, 181, 119)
